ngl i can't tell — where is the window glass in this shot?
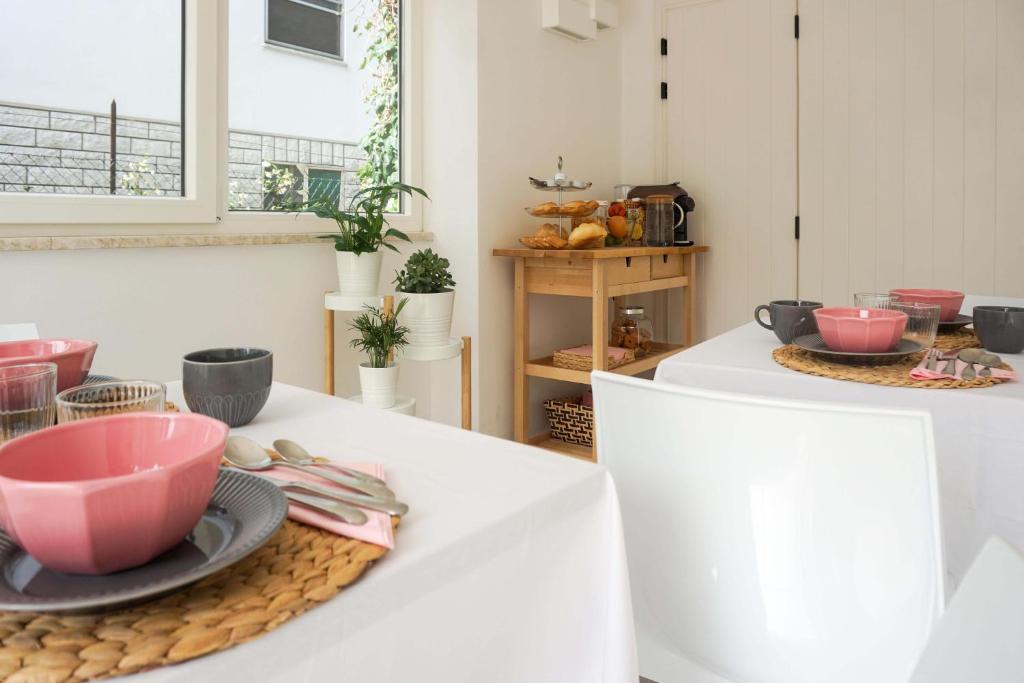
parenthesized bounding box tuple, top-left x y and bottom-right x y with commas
(266, 0, 343, 59)
(0, 0, 184, 198)
(229, 0, 401, 212)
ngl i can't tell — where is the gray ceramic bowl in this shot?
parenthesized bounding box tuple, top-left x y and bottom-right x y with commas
(973, 306, 1024, 354)
(182, 348, 272, 427)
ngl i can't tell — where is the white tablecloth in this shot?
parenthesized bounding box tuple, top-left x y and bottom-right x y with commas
(130, 383, 636, 683)
(655, 295, 1024, 587)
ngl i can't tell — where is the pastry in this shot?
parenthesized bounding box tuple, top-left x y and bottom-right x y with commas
(568, 222, 608, 249)
(534, 223, 561, 237)
(529, 202, 559, 217)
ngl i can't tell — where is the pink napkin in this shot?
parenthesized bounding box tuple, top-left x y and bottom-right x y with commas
(561, 345, 630, 360)
(258, 462, 395, 549)
(910, 355, 1017, 382)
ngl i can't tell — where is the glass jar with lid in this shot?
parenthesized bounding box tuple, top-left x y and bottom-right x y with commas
(645, 194, 674, 246)
(610, 306, 654, 357)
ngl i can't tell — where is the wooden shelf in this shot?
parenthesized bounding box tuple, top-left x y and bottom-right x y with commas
(529, 432, 594, 461)
(525, 343, 685, 384)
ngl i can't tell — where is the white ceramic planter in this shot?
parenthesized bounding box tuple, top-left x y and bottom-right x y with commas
(336, 251, 383, 297)
(358, 362, 399, 409)
(399, 290, 455, 347)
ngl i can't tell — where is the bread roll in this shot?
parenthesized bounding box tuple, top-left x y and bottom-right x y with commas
(568, 222, 608, 249)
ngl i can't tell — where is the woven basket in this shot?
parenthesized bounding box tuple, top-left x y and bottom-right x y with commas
(544, 398, 593, 447)
(552, 347, 635, 372)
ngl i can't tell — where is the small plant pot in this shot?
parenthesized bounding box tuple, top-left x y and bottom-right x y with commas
(358, 362, 399, 409)
(399, 290, 455, 347)
(336, 251, 383, 297)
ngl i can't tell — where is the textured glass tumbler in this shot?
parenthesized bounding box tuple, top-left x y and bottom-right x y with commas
(854, 292, 901, 310)
(894, 302, 941, 348)
(56, 380, 166, 423)
(0, 363, 57, 444)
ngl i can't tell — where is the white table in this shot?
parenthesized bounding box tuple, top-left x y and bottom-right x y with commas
(655, 295, 1024, 588)
(136, 382, 636, 682)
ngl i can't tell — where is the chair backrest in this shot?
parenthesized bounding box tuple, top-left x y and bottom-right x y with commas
(910, 536, 1024, 683)
(0, 323, 39, 343)
(592, 372, 944, 683)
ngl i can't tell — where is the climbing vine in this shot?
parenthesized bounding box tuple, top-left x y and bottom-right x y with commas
(355, 0, 400, 192)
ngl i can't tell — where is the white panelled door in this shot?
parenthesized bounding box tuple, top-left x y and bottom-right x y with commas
(663, 0, 798, 340)
(798, 0, 1024, 305)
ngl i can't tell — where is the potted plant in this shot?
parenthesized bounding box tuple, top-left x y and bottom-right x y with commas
(308, 182, 429, 297)
(393, 249, 457, 347)
(349, 299, 410, 409)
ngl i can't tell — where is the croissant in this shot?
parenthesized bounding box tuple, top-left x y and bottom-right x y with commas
(567, 222, 608, 249)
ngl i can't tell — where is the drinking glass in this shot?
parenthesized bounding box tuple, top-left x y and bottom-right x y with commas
(894, 302, 941, 348)
(0, 363, 57, 444)
(56, 380, 166, 424)
(854, 292, 900, 310)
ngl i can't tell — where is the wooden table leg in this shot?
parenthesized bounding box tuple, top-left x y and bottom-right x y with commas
(592, 261, 608, 371)
(383, 295, 395, 365)
(514, 259, 528, 443)
(683, 251, 696, 347)
(324, 306, 335, 395)
(461, 336, 472, 430)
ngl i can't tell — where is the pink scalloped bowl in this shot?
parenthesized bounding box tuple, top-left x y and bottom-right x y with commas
(0, 339, 98, 391)
(813, 307, 908, 353)
(890, 288, 965, 322)
(0, 412, 228, 575)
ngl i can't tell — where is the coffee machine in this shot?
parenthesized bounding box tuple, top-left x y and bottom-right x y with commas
(626, 183, 696, 246)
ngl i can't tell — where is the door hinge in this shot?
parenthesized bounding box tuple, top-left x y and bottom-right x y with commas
(661, 82, 668, 99)
(660, 38, 668, 56)
(794, 14, 800, 39)
(794, 215, 801, 240)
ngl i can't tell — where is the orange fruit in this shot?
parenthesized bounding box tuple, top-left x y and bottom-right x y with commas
(608, 215, 628, 239)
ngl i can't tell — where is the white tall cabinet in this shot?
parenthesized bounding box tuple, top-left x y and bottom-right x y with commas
(660, 0, 1024, 338)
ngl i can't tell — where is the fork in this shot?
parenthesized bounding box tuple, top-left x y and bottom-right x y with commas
(925, 348, 940, 372)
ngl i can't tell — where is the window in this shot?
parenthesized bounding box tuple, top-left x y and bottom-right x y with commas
(230, 0, 402, 214)
(0, 0, 184, 199)
(266, 0, 344, 60)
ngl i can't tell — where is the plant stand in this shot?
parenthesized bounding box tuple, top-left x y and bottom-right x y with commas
(492, 245, 709, 461)
(324, 293, 473, 430)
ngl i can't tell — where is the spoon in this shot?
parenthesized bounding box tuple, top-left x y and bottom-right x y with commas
(224, 436, 384, 498)
(282, 490, 368, 525)
(263, 475, 407, 517)
(273, 439, 392, 492)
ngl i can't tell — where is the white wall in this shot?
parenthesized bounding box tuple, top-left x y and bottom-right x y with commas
(0, 0, 373, 142)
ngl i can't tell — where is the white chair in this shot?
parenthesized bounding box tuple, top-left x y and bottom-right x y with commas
(591, 372, 944, 683)
(910, 537, 1024, 683)
(0, 323, 39, 343)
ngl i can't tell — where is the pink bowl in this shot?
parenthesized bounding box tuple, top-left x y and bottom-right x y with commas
(889, 289, 965, 322)
(0, 412, 228, 575)
(0, 339, 98, 391)
(813, 307, 908, 353)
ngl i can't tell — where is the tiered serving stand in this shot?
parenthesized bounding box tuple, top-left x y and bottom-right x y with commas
(526, 156, 593, 239)
(323, 292, 472, 429)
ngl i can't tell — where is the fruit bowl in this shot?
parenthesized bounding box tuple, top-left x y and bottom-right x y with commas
(889, 289, 964, 322)
(813, 307, 908, 353)
(0, 412, 228, 575)
(0, 339, 97, 391)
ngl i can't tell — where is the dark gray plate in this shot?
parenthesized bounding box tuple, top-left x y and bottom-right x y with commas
(937, 314, 974, 333)
(794, 334, 924, 365)
(0, 469, 287, 612)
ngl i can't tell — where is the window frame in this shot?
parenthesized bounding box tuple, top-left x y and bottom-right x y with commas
(264, 0, 345, 63)
(0, 0, 423, 238)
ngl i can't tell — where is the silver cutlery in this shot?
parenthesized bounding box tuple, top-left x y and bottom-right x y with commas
(259, 474, 407, 517)
(962, 362, 976, 380)
(225, 436, 388, 497)
(926, 348, 939, 372)
(282, 490, 368, 525)
(273, 438, 393, 497)
(940, 350, 959, 376)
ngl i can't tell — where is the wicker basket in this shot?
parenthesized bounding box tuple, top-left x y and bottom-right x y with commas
(552, 346, 635, 372)
(544, 397, 594, 447)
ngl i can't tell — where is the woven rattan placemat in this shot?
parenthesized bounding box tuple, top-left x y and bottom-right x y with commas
(934, 328, 981, 351)
(773, 344, 1011, 389)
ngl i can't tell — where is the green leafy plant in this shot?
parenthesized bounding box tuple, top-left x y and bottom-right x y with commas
(309, 181, 428, 255)
(349, 299, 410, 368)
(393, 249, 456, 293)
(356, 0, 400, 192)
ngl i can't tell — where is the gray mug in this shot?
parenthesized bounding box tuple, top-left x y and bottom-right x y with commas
(755, 300, 823, 344)
(973, 306, 1024, 354)
(183, 347, 273, 427)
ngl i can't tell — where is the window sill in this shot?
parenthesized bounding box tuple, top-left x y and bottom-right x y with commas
(0, 231, 433, 252)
